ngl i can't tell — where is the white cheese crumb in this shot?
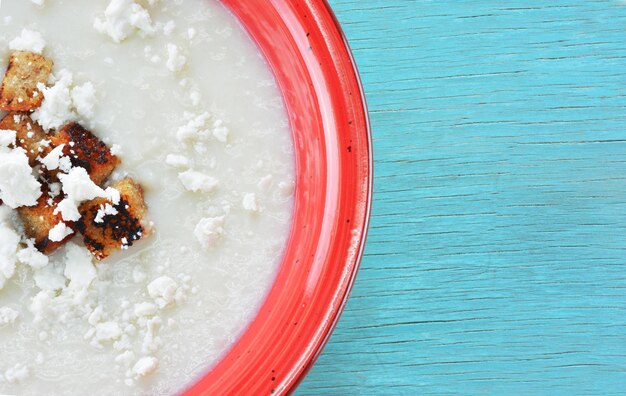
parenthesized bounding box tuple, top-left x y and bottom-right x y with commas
(55, 167, 107, 221)
(189, 90, 201, 106)
(132, 356, 158, 378)
(212, 120, 229, 143)
(4, 363, 29, 384)
(31, 69, 74, 130)
(0, 130, 17, 147)
(176, 112, 211, 142)
(94, 203, 118, 224)
(71, 82, 97, 120)
(48, 221, 73, 242)
(147, 276, 178, 308)
(110, 144, 122, 156)
(242, 193, 259, 212)
(96, 321, 122, 341)
(40, 144, 65, 170)
(0, 307, 19, 326)
(187, 27, 197, 40)
(165, 154, 189, 168)
(134, 302, 157, 317)
(9, 29, 46, 54)
(64, 243, 96, 290)
(93, 0, 155, 43)
(178, 170, 218, 193)
(17, 243, 49, 270)
(30, 0, 45, 5)
(193, 216, 225, 249)
(0, 147, 42, 208)
(257, 174, 273, 191)
(162, 20, 176, 36)
(279, 181, 295, 197)
(165, 43, 186, 72)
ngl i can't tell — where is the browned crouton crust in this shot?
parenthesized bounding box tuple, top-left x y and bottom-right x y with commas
(50, 123, 120, 186)
(18, 188, 75, 254)
(77, 178, 149, 261)
(0, 51, 53, 111)
(0, 112, 49, 165)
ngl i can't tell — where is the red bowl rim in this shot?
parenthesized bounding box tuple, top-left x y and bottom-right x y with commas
(287, 1, 373, 390)
(184, 0, 372, 393)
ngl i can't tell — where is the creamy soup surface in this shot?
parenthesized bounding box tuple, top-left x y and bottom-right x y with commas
(0, 0, 294, 394)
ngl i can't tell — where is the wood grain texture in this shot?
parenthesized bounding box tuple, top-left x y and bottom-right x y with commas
(297, 1, 626, 395)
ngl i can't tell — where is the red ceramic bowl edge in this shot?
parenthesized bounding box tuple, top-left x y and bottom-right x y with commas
(286, 0, 373, 391)
(184, 0, 372, 394)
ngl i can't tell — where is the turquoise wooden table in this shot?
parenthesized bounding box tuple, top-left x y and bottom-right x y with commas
(297, 1, 626, 395)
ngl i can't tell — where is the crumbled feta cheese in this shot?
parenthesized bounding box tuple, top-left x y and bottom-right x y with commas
(9, 28, 46, 54)
(110, 144, 122, 156)
(31, 69, 75, 130)
(178, 170, 218, 193)
(71, 82, 97, 119)
(189, 90, 201, 106)
(279, 180, 295, 197)
(0, 130, 16, 148)
(242, 193, 259, 212)
(49, 221, 73, 242)
(17, 243, 49, 270)
(49, 181, 62, 198)
(147, 276, 178, 308)
(4, 363, 29, 384)
(134, 302, 157, 317)
(165, 154, 189, 168)
(30, 0, 45, 5)
(212, 120, 229, 143)
(257, 174, 273, 191)
(94, 203, 119, 223)
(0, 147, 42, 208)
(94, 0, 155, 43)
(40, 144, 65, 170)
(96, 321, 122, 341)
(162, 20, 176, 36)
(165, 43, 186, 72)
(176, 112, 211, 142)
(64, 243, 97, 290)
(0, 307, 19, 326)
(193, 216, 225, 249)
(132, 356, 158, 377)
(105, 186, 122, 205)
(55, 167, 107, 221)
(187, 27, 197, 40)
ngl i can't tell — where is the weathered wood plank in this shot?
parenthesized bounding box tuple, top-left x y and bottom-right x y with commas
(298, 0, 626, 394)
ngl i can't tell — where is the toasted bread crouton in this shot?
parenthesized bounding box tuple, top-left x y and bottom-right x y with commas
(50, 123, 120, 186)
(77, 178, 149, 260)
(0, 51, 53, 111)
(18, 187, 75, 254)
(0, 112, 49, 165)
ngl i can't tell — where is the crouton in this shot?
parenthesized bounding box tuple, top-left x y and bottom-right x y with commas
(0, 51, 53, 111)
(17, 187, 75, 254)
(0, 112, 49, 165)
(77, 178, 149, 260)
(50, 123, 120, 186)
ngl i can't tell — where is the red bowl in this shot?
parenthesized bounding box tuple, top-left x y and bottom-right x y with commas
(184, 0, 372, 394)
